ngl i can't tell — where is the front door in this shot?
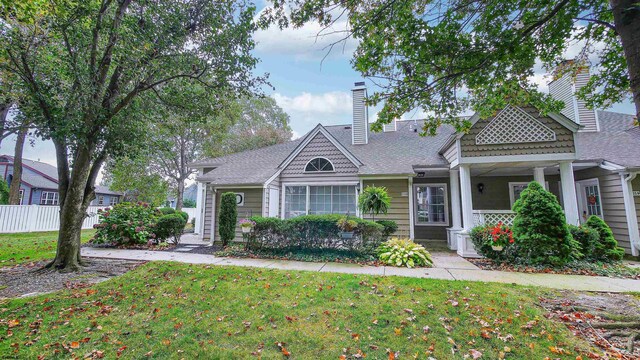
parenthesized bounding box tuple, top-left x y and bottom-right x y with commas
(576, 179, 603, 223)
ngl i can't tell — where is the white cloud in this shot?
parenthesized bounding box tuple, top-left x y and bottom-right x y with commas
(254, 5, 358, 61)
(273, 91, 351, 115)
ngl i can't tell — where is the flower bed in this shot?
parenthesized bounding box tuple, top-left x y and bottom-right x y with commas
(469, 258, 640, 279)
(215, 243, 381, 265)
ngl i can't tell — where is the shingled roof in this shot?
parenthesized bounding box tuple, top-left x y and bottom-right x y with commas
(576, 110, 640, 168)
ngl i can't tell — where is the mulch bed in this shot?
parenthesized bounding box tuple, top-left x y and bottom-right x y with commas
(0, 259, 144, 299)
(469, 258, 640, 279)
(540, 290, 640, 359)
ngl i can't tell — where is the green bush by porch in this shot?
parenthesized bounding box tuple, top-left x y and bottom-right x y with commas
(584, 215, 625, 261)
(511, 182, 577, 266)
(218, 192, 238, 246)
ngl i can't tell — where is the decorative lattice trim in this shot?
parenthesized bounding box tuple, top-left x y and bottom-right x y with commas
(475, 106, 556, 145)
(473, 212, 516, 226)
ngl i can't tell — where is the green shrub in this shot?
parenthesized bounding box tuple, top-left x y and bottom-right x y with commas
(585, 216, 625, 262)
(0, 179, 8, 204)
(183, 199, 197, 208)
(358, 186, 391, 220)
(155, 214, 187, 244)
(92, 202, 160, 245)
(177, 210, 189, 222)
(568, 225, 599, 260)
(246, 214, 384, 252)
(511, 182, 578, 266)
(377, 238, 433, 268)
(470, 224, 517, 263)
(159, 207, 175, 215)
(218, 192, 238, 246)
(376, 220, 398, 237)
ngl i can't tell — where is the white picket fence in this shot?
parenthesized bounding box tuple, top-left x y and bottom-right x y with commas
(0, 205, 107, 233)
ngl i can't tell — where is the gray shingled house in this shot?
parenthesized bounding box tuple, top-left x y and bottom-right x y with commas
(191, 73, 640, 258)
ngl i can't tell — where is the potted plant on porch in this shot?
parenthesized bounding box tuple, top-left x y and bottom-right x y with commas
(488, 221, 514, 251)
(336, 216, 358, 239)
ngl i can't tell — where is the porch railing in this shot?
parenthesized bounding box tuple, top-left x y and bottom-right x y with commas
(472, 210, 516, 226)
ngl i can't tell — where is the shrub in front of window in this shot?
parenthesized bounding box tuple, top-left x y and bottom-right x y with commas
(511, 182, 578, 266)
(358, 186, 391, 221)
(377, 238, 433, 268)
(91, 202, 160, 245)
(585, 215, 625, 262)
(245, 214, 384, 252)
(159, 207, 176, 215)
(183, 199, 197, 208)
(375, 220, 399, 237)
(155, 214, 187, 244)
(470, 224, 517, 263)
(218, 192, 238, 246)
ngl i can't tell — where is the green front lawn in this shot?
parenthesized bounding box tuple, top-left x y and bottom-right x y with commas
(0, 230, 96, 267)
(1, 262, 592, 359)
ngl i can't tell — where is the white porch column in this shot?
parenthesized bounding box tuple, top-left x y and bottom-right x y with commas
(408, 177, 415, 240)
(459, 164, 473, 231)
(447, 169, 462, 250)
(620, 172, 639, 256)
(449, 170, 462, 229)
(457, 164, 479, 257)
(559, 161, 580, 226)
(533, 167, 546, 187)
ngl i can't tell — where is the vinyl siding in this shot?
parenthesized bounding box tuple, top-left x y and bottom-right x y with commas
(362, 179, 410, 238)
(460, 106, 575, 157)
(214, 188, 263, 242)
(549, 75, 577, 122)
(633, 177, 640, 255)
(574, 71, 598, 132)
(352, 87, 368, 145)
(413, 177, 451, 241)
(471, 175, 561, 211)
(575, 167, 631, 253)
(203, 187, 213, 239)
(442, 142, 458, 164)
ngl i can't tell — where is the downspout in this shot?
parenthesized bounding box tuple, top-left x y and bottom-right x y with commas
(620, 171, 639, 256)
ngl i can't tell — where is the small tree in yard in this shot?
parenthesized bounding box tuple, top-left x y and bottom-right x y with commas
(512, 182, 577, 266)
(358, 186, 391, 221)
(218, 192, 237, 246)
(0, 179, 9, 204)
(585, 215, 625, 262)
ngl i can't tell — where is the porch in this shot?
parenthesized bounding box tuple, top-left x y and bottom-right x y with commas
(439, 161, 596, 257)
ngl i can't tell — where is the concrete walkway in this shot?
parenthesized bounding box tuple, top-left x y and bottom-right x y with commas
(81, 246, 640, 293)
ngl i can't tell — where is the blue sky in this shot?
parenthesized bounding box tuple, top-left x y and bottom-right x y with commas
(0, 2, 636, 167)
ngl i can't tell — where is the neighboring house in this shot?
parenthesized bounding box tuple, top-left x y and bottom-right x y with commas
(191, 71, 640, 258)
(0, 155, 122, 206)
(164, 184, 197, 208)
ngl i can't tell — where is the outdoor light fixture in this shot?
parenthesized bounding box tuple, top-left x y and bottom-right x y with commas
(417, 172, 425, 178)
(477, 183, 485, 194)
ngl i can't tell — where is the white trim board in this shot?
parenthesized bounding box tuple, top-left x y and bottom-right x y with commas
(459, 153, 577, 164)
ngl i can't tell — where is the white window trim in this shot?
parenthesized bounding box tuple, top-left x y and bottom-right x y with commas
(98, 196, 105, 205)
(109, 196, 118, 206)
(508, 181, 549, 208)
(18, 189, 24, 205)
(303, 157, 335, 173)
(40, 191, 59, 205)
(413, 183, 449, 227)
(281, 182, 359, 219)
(575, 178, 604, 222)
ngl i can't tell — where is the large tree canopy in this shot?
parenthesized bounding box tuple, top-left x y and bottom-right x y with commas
(265, 0, 639, 134)
(0, 0, 266, 271)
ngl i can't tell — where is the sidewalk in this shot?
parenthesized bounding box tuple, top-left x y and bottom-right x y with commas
(81, 247, 640, 293)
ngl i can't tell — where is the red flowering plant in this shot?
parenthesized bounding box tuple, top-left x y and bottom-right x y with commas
(488, 221, 514, 249)
(91, 202, 161, 246)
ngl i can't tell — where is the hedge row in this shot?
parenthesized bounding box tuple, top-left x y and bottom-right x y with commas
(245, 214, 393, 253)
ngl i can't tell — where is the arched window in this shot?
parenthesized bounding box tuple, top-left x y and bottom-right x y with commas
(305, 157, 334, 172)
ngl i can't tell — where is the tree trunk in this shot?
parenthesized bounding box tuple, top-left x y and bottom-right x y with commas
(175, 179, 185, 211)
(0, 103, 11, 147)
(8, 125, 27, 205)
(47, 147, 96, 272)
(611, 0, 640, 119)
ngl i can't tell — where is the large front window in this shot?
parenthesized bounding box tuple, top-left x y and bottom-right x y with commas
(285, 185, 357, 218)
(414, 184, 448, 225)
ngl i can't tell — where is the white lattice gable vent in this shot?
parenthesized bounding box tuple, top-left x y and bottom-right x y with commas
(475, 106, 556, 145)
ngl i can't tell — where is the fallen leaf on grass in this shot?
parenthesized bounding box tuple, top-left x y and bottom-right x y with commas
(469, 349, 483, 359)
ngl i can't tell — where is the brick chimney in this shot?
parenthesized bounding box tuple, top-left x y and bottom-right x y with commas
(351, 82, 369, 145)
